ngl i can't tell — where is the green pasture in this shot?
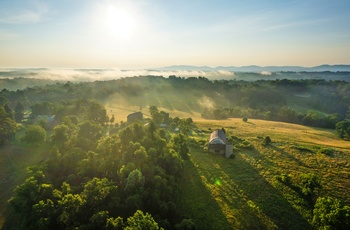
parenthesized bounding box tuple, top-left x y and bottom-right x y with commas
(177, 118, 350, 229)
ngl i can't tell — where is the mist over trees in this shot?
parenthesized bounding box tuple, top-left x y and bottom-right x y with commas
(1, 74, 350, 229)
(1, 75, 350, 137)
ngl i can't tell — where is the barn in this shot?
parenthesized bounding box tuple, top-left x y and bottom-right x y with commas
(208, 129, 233, 158)
(127, 112, 143, 123)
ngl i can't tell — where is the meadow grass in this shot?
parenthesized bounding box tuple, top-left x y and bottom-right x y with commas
(177, 117, 350, 229)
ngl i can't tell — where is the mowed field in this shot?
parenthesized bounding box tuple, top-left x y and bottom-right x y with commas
(178, 118, 350, 229)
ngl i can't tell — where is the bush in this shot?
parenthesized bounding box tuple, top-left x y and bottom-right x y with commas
(317, 148, 335, 156)
(242, 117, 248, 122)
(312, 196, 350, 230)
(21, 125, 46, 146)
(277, 174, 293, 186)
(175, 219, 196, 230)
(292, 145, 314, 153)
(335, 120, 350, 140)
(263, 136, 271, 146)
(238, 140, 253, 150)
(299, 173, 320, 198)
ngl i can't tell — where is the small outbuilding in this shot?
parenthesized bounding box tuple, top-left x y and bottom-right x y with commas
(127, 112, 143, 123)
(208, 129, 233, 158)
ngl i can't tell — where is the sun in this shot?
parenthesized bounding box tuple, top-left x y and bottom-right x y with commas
(103, 5, 136, 40)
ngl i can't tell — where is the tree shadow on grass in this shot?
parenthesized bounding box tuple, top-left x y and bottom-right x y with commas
(177, 159, 235, 230)
(185, 149, 276, 229)
(267, 145, 309, 168)
(215, 151, 313, 230)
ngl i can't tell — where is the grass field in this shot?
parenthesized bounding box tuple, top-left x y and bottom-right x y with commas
(176, 118, 350, 229)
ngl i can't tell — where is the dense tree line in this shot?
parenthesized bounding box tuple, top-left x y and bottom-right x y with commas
(201, 106, 345, 130)
(6, 101, 193, 229)
(1, 76, 350, 117)
(2, 76, 350, 143)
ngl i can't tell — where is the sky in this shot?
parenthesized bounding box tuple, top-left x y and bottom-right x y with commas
(0, 0, 349, 68)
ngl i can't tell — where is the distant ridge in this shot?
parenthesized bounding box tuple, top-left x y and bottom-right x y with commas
(157, 64, 350, 72)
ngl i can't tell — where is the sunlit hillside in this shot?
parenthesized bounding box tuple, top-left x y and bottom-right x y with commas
(179, 118, 350, 229)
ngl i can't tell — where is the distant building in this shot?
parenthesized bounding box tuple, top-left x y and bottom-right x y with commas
(127, 112, 143, 123)
(208, 129, 233, 158)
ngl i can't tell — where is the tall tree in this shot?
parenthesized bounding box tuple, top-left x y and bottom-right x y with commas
(21, 125, 46, 146)
(0, 105, 17, 145)
(125, 210, 163, 230)
(14, 101, 25, 122)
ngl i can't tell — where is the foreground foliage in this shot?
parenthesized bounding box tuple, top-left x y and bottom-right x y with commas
(6, 103, 192, 229)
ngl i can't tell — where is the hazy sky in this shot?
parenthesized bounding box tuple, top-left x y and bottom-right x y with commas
(0, 0, 349, 68)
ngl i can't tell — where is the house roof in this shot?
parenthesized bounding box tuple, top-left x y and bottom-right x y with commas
(209, 129, 227, 145)
(127, 112, 143, 118)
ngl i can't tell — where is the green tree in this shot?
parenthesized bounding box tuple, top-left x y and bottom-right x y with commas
(51, 124, 69, 145)
(299, 173, 320, 201)
(87, 101, 108, 124)
(58, 193, 85, 228)
(21, 125, 46, 146)
(174, 219, 197, 230)
(125, 210, 163, 230)
(81, 177, 119, 212)
(14, 101, 25, 122)
(171, 134, 189, 160)
(31, 199, 57, 229)
(263, 136, 271, 146)
(110, 114, 115, 124)
(106, 216, 124, 230)
(125, 169, 145, 194)
(335, 120, 350, 140)
(9, 169, 52, 217)
(76, 120, 102, 150)
(277, 106, 298, 123)
(0, 105, 17, 145)
(312, 196, 350, 230)
(149, 106, 162, 124)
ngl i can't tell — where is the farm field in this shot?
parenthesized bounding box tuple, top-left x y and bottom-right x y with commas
(177, 118, 350, 229)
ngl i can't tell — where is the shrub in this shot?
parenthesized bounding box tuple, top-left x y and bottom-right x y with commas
(175, 219, 196, 230)
(299, 173, 320, 198)
(263, 136, 271, 146)
(335, 120, 350, 140)
(312, 196, 350, 230)
(279, 174, 293, 186)
(239, 140, 253, 150)
(242, 117, 248, 122)
(292, 145, 314, 153)
(317, 148, 335, 156)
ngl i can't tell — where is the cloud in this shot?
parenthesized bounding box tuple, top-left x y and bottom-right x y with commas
(260, 71, 272, 76)
(0, 68, 236, 81)
(0, 2, 48, 24)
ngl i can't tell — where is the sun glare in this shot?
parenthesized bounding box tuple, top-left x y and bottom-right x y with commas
(103, 5, 136, 40)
